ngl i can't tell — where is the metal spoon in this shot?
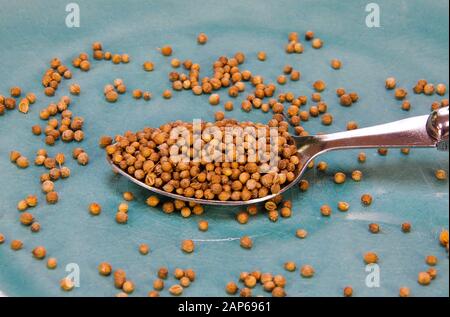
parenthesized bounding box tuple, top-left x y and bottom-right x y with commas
(107, 107, 449, 206)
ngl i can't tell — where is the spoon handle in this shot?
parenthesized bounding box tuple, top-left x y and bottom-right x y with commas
(317, 107, 449, 152)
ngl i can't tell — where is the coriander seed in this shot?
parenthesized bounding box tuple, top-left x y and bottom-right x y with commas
(343, 286, 353, 297)
(284, 261, 296, 272)
(115, 211, 128, 224)
(399, 287, 410, 297)
(435, 169, 447, 180)
(122, 281, 135, 294)
(401, 222, 411, 233)
(240, 236, 253, 249)
(153, 279, 164, 291)
(363, 252, 378, 264)
(32, 246, 46, 259)
(11, 240, 23, 251)
(351, 170, 363, 181)
(20, 212, 34, 226)
(334, 172, 346, 184)
(425, 255, 438, 266)
(385, 77, 396, 89)
(417, 272, 431, 286)
(226, 282, 238, 295)
(47, 258, 57, 269)
(320, 204, 332, 217)
(197, 33, 208, 44)
(98, 262, 112, 276)
(181, 239, 195, 253)
(369, 223, 380, 233)
(198, 220, 209, 231)
(361, 194, 373, 206)
(331, 59, 342, 69)
(89, 202, 102, 215)
(160, 46, 172, 56)
(60, 278, 74, 291)
(139, 243, 150, 255)
(300, 265, 315, 278)
(169, 284, 183, 296)
(337, 201, 350, 212)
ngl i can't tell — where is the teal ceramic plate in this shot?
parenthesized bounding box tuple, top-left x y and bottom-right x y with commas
(0, 0, 448, 297)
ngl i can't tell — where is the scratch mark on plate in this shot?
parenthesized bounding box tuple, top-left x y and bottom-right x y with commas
(193, 233, 269, 242)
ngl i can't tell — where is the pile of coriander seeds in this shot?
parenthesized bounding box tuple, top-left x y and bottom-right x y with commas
(105, 119, 301, 201)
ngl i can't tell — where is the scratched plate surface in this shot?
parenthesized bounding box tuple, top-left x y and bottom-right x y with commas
(0, 0, 448, 297)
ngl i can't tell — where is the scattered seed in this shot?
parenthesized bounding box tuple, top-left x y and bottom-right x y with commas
(425, 255, 438, 266)
(385, 77, 396, 89)
(209, 94, 220, 105)
(60, 278, 74, 291)
(311, 38, 323, 49)
(284, 261, 296, 272)
(115, 211, 128, 224)
(427, 267, 437, 280)
(139, 243, 150, 255)
(331, 59, 342, 69)
(439, 229, 448, 247)
(47, 258, 57, 269)
(98, 262, 112, 276)
(361, 194, 373, 206)
(32, 246, 46, 259)
(160, 46, 172, 56)
(435, 169, 447, 180)
(299, 179, 309, 192)
(146, 196, 160, 207)
(20, 212, 34, 226)
(334, 172, 346, 184)
(181, 239, 195, 253)
(369, 223, 380, 234)
(351, 170, 363, 181)
(169, 284, 183, 296)
(153, 279, 164, 291)
(401, 222, 411, 233)
(11, 239, 23, 251)
(300, 265, 315, 278)
(319, 204, 332, 218)
(240, 236, 253, 249)
(197, 33, 208, 45)
(114, 269, 127, 288)
(399, 287, 410, 297)
(363, 252, 378, 264)
(89, 202, 102, 215)
(358, 152, 367, 163)
(436, 83, 447, 96)
(148, 291, 159, 297)
(198, 220, 209, 231)
(225, 282, 238, 295)
(343, 286, 353, 297)
(417, 272, 431, 286)
(143, 61, 154, 71)
(337, 201, 350, 212)
(295, 229, 308, 239)
(31, 222, 41, 233)
(395, 88, 408, 100)
(122, 280, 135, 294)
